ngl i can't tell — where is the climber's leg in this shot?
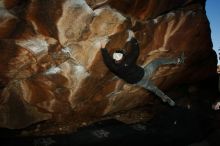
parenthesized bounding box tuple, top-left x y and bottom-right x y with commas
(137, 80, 175, 106)
(142, 52, 185, 76)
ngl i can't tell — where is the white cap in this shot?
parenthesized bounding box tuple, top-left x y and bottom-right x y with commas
(212, 101, 220, 110)
(113, 52, 123, 61)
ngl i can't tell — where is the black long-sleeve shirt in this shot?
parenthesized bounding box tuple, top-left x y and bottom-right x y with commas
(101, 38, 144, 84)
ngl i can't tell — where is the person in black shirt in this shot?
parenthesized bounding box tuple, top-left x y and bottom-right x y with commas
(100, 37, 184, 106)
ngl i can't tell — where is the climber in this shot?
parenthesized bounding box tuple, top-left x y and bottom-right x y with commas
(100, 37, 185, 106)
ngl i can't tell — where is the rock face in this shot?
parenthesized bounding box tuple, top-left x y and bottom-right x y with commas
(0, 0, 216, 129)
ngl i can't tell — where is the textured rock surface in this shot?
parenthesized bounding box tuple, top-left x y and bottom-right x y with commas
(0, 0, 216, 129)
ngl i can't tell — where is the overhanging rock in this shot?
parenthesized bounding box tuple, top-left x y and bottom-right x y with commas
(0, 0, 216, 129)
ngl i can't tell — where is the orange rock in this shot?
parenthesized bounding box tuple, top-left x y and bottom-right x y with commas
(0, 0, 216, 129)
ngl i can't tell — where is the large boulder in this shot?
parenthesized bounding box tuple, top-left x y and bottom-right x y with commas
(0, 0, 216, 129)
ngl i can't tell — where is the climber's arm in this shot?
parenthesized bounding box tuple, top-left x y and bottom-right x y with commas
(125, 38, 140, 65)
(101, 48, 117, 71)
